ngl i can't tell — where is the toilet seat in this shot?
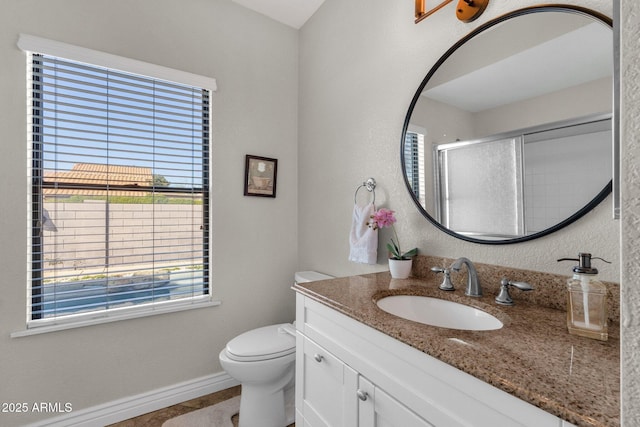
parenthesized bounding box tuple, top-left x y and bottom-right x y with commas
(225, 323, 296, 362)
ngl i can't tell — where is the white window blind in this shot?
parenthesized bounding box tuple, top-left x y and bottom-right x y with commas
(22, 38, 214, 327)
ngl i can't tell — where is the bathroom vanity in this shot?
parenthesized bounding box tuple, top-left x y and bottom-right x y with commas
(294, 5, 620, 425)
(293, 266, 619, 426)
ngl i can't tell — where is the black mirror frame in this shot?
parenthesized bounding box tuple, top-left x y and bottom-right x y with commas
(401, 4, 613, 245)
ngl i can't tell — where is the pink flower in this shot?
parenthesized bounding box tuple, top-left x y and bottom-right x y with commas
(368, 208, 396, 230)
(368, 208, 417, 260)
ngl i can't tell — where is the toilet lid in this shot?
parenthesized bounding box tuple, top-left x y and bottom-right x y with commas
(226, 323, 296, 362)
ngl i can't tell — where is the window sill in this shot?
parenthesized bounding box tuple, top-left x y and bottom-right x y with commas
(11, 298, 221, 338)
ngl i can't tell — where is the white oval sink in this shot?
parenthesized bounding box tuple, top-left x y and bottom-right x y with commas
(376, 295, 503, 331)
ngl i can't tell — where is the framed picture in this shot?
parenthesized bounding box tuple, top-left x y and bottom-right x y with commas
(244, 155, 278, 198)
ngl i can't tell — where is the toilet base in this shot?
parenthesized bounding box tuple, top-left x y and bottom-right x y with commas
(238, 382, 294, 427)
(218, 323, 298, 427)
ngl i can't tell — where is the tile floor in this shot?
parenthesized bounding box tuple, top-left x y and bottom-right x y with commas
(106, 386, 294, 427)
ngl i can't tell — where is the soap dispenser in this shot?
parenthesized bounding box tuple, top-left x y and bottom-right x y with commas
(557, 253, 610, 341)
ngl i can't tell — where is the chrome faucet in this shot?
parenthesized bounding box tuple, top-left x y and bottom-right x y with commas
(450, 257, 482, 297)
(495, 278, 533, 306)
(431, 266, 454, 291)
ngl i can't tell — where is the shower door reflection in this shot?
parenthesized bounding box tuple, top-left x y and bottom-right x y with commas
(419, 116, 612, 240)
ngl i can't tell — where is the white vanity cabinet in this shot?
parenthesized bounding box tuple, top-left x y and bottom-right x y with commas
(297, 333, 432, 427)
(295, 293, 573, 427)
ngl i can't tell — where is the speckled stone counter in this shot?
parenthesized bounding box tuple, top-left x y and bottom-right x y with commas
(293, 257, 620, 427)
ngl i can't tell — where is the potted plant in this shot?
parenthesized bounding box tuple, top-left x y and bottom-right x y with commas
(368, 208, 418, 278)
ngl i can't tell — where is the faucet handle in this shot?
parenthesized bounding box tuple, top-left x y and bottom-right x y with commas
(495, 278, 533, 306)
(431, 267, 454, 291)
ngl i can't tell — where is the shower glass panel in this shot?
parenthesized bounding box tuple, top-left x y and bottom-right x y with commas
(432, 117, 611, 240)
(523, 120, 612, 233)
(436, 137, 523, 238)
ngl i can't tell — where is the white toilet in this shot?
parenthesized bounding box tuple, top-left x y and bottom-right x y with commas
(219, 271, 334, 427)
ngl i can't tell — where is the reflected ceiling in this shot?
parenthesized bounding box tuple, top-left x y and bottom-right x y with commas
(423, 21, 612, 112)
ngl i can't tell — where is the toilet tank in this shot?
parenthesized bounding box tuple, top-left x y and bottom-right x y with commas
(294, 271, 334, 284)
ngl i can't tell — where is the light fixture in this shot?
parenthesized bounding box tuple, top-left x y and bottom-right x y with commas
(415, 0, 489, 23)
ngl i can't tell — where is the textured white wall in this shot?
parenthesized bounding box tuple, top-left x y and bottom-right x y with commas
(0, 1, 298, 425)
(620, 0, 640, 423)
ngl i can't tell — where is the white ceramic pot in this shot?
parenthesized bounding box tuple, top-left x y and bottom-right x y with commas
(389, 258, 412, 279)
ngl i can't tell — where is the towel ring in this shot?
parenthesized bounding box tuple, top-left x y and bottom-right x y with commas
(354, 178, 376, 204)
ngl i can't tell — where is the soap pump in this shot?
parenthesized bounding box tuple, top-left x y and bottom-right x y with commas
(557, 253, 610, 341)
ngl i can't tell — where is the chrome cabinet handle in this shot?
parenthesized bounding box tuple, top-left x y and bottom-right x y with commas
(357, 390, 368, 401)
(314, 354, 324, 363)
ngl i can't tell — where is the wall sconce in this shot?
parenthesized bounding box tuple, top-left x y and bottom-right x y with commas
(415, 0, 489, 23)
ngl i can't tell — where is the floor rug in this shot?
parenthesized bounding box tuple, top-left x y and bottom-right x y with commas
(162, 395, 240, 427)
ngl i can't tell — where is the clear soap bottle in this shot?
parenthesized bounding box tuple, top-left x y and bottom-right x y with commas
(557, 253, 609, 341)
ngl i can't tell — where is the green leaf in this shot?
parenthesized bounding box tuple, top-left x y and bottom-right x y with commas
(401, 248, 418, 259)
(386, 242, 400, 259)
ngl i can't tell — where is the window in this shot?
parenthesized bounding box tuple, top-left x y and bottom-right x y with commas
(20, 35, 216, 328)
(404, 131, 421, 195)
(404, 130, 425, 207)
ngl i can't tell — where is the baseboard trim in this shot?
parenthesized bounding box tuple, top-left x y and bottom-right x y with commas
(26, 372, 239, 427)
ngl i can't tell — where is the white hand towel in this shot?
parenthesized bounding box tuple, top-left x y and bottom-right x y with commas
(348, 202, 378, 264)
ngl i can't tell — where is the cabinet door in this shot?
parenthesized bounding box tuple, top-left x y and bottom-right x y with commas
(358, 377, 434, 427)
(296, 336, 358, 427)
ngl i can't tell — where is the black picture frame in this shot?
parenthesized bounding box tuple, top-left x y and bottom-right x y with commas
(244, 155, 278, 198)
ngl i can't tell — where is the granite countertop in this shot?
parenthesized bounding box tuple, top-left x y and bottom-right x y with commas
(293, 271, 620, 427)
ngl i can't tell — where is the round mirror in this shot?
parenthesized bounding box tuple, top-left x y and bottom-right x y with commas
(402, 5, 613, 244)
